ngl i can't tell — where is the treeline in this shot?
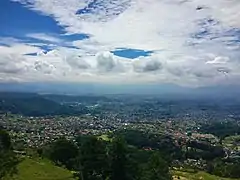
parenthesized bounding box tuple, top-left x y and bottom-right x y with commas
(185, 141, 225, 160)
(39, 134, 172, 180)
(39, 130, 240, 179)
(200, 121, 240, 138)
(1, 127, 240, 179)
(116, 129, 183, 160)
(0, 129, 19, 179)
(1, 129, 174, 180)
(206, 159, 240, 178)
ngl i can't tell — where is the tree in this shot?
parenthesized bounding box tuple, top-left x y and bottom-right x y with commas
(0, 130, 18, 179)
(0, 130, 11, 150)
(108, 136, 131, 180)
(226, 162, 240, 178)
(211, 159, 240, 178)
(78, 136, 108, 180)
(48, 138, 78, 169)
(142, 152, 172, 180)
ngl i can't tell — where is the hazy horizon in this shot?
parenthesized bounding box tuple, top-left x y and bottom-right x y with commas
(0, 82, 239, 99)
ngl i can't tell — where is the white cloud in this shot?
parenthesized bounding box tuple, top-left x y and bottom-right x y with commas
(96, 51, 126, 72)
(26, 33, 62, 43)
(133, 57, 162, 73)
(2, 0, 240, 86)
(1, 44, 239, 86)
(206, 56, 230, 64)
(0, 44, 40, 55)
(0, 54, 29, 74)
(12, 0, 240, 49)
(66, 55, 91, 70)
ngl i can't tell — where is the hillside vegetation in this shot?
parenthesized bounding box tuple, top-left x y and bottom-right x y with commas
(173, 170, 240, 180)
(3, 158, 75, 180)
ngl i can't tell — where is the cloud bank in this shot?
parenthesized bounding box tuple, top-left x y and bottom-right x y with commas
(0, 0, 240, 87)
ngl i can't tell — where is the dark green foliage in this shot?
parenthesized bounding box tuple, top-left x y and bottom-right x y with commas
(200, 121, 240, 138)
(141, 153, 172, 180)
(76, 135, 95, 147)
(225, 162, 240, 178)
(108, 136, 131, 180)
(0, 130, 12, 150)
(0, 151, 19, 179)
(0, 130, 19, 179)
(207, 159, 240, 178)
(43, 133, 172, 180)
(78, 136, 108, 180)
(186, 141, 225, 160)
(117, 129, 182, 160)
(47, 138, 79, 169)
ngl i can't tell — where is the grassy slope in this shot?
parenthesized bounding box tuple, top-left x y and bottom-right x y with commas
(4, 158, 76, 180)
(173, 170, 240, 180)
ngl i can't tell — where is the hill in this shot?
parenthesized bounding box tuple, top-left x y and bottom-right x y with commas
(0, 92, 88, 116)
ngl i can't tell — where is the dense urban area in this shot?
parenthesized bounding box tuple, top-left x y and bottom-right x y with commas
(1, 92, 240, 180)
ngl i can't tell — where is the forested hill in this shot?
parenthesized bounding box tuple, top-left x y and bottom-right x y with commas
(0, 92, 88, 116)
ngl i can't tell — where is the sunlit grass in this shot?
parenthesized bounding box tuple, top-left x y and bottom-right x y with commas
(4, 158, 76, 180)
(173, 170, 240, 180)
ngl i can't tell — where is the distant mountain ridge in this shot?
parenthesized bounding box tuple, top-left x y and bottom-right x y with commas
(0, 92, 88, 116)
(0, 82, 239, 99)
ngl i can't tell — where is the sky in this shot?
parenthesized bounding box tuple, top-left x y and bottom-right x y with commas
(0, 0, 240, 88)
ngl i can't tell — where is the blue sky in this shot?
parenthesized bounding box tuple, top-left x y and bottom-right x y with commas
(1, 0, 63, 36)
(0, 0, 240, 87)
(0, 0, 149, 57)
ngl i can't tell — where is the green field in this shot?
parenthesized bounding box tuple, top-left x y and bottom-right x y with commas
(173, 170, 240, 180)
(4, 158, 76, 180)
(98, 134, 111, 141)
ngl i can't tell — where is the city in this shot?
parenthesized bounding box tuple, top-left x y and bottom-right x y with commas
(1, 92, 240, 179)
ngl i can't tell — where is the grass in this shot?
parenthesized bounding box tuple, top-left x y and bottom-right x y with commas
(4, 158, 76, 180)
(98, 134, 111, 142)
(173, 170, 240, 180)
